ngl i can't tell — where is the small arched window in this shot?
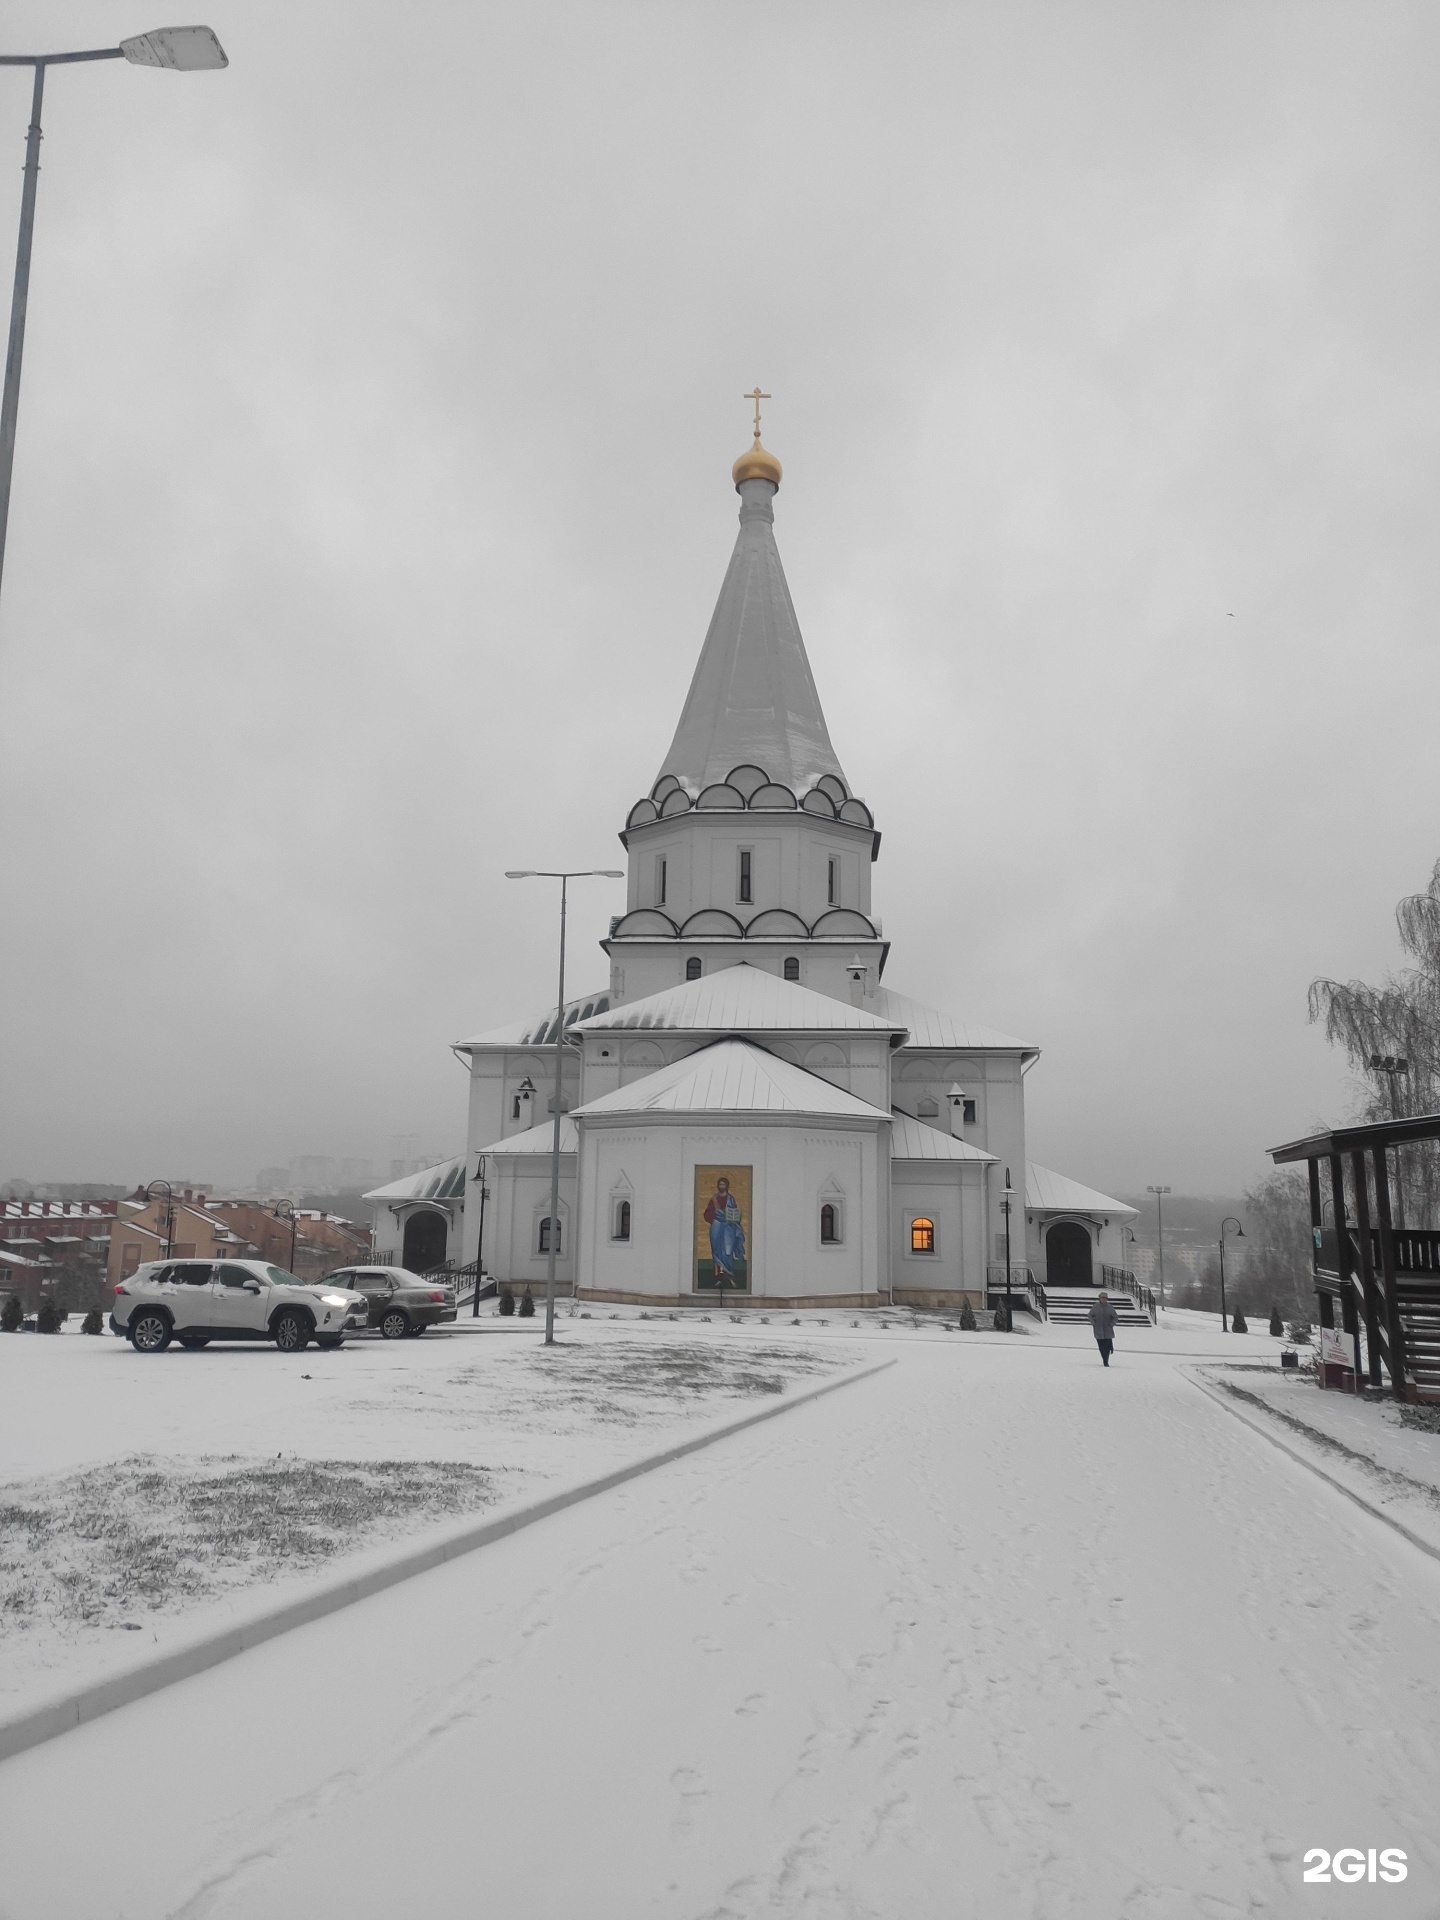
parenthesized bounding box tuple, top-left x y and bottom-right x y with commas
(538, 1216, 562, 1254)
(614, 1200, 631, 1242)
(685, 957, 702, 981)
(910, 1217, 935, 1254)
(820, 1202, 838, 1243)
(783, 956, 800, 982)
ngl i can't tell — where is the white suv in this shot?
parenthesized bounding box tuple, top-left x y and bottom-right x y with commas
(111, 1259, 369, 1353)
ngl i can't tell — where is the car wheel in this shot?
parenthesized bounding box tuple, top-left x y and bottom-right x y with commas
(273, 1309, 311, 1353)
(316, 1336, 343, 1349)
(130, 1311, 171, 1354)
(380, 1309, 409, 1341)
(178, 1337, 210, 1350)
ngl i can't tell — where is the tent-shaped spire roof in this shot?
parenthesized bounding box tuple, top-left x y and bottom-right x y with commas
(656, 454, 848, 795)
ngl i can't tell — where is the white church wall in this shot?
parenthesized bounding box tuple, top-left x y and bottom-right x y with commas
(606, 939, 888, 1007)
(577, 1117, 885, 1305)
(487, 1154, 576, 1292)
(890, 1161, 988, 1303)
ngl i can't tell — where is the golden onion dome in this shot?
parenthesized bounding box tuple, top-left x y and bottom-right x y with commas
(732, 436, 782, 489)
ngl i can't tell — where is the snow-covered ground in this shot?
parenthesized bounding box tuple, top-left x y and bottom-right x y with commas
(4, 1313, 1440, 1917)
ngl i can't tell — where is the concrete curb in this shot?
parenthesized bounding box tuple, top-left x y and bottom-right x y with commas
(1184, 1368, 1440, 1567)
(0, 1356, 894, 1769)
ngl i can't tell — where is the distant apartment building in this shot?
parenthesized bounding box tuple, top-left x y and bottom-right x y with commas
(108, 1189, 369, 1284)
(1, 1199, 117, 1305)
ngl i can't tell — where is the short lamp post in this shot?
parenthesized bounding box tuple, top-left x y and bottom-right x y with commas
(0, 26, 228, 612)
(143, 1178, 174, 1258)
(272, 1198, 299, 1274)
(1147, 1185, 1171, 1309)
(505, 868, 624, 1345)
(469, 1153, 489, 1319)
(1218, 1216, 1244, 1333)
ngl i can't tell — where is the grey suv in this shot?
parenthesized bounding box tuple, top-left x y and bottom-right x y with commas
(111, 1259, 369, 1353)
(320, 1266, 458, 1339)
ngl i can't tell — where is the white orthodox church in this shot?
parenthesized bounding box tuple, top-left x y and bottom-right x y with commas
(366, 426, 1134, 1309)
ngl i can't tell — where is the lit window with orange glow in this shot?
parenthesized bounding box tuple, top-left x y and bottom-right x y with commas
(910, 1217, 935, 1254)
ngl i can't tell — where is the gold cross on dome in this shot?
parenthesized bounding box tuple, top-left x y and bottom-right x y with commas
(743, 387, 771, 442)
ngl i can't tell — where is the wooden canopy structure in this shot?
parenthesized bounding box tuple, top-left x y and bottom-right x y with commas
(1270, 1113, 1440, 1402)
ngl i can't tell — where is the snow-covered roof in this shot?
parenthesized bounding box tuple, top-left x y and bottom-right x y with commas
(475, 1117, 579, 1158)
(0, 1247, 41, 1268)
(656, 476, 848, 796)
(363, 1156, 467, 1205)
(870, 985, 1035, 1054)
(574, 964, 902, 1036)
(576, 1039, 891, 1122)
(889, 1112, 996, 1163)
(457, 988, 611, 1050)
(1026, 1163, 1137, 1219)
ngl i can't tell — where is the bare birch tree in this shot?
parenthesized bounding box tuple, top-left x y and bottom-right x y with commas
(1309, 857, 1440, 1226)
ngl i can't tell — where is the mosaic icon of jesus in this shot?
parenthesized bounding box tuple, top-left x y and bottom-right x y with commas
(693, 1165, 752, 1292)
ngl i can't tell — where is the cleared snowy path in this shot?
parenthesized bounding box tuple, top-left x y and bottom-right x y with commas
(5, 1335, 1440, 1918)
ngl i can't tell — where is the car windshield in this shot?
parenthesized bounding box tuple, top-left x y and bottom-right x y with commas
(265, 1265, 306, 1287)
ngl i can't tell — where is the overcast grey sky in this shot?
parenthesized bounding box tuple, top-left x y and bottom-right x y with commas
(2, 1, 1437, 1197)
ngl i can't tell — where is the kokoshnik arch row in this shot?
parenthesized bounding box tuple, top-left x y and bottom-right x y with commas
(367, 410, 1135, 1309)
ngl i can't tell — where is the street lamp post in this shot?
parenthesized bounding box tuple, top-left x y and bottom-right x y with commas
(1147, 1185, 1171, 1309)
(1218, 1216, 1244, 1333)
(272, 1198, 299, 1274)
(1369, 1054, 1411, 1226)
(1000, 1166, 1016, 1330)
(0, 27, 227, 613)
(506, 869, 624, 1345)
(143, 1178, 174, 1258)
(469, 1153, 489, 1318)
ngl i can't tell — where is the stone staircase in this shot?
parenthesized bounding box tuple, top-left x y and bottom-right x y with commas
(1044, 1286, 1153, 1328)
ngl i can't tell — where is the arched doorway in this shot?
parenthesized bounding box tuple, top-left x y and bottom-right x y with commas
(1046, 1221, 1094, 1287)
(402, 1210, 448, 1273)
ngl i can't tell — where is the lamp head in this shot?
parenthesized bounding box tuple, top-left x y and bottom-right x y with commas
(121, 25, 228, 69)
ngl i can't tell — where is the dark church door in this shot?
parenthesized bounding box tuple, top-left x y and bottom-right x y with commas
(1046, 1221, 1094, 1287)
(403, 1211, 448, 1273)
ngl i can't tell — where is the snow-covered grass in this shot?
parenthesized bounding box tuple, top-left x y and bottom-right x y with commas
(1198, 1364, 1440, 1555)
(0, 1319, 851, 1710)
(1, 1456, 498, 1628)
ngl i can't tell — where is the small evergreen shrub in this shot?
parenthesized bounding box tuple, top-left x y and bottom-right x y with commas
(1289, 1320, 1312, 1345)
(992, 1302, 1011, 1332)
(1, 1294, 21, 1333)
(959, 1299, 977, 1330)
(1231, 1307, 1248, 1333)
(497, 1286, 515, 1317)
(36, 1298, 61, 1334)
(1269, 1303, 1284, 1337)
(518, 1287, 535, 1318)
(82, 1307, 104, 1335)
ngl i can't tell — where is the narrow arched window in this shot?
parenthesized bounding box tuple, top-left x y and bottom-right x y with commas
(910, 1217, 935, 1254)
(784, 956, 800, 982)
(685, 957, 702, 981)
(538, 1216, 561, 1254)
(820, 1202, 838, 1243)
(614, 1200, 631, 1242)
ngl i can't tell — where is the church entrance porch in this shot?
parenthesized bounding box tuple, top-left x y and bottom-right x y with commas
(1044, 1220, 1094, 1288)
(402, 1209, 448, 1272)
